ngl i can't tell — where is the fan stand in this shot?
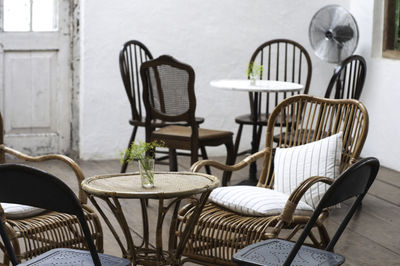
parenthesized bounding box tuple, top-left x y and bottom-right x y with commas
(334, 44, 345, 98)
(325, 29, 346, 98)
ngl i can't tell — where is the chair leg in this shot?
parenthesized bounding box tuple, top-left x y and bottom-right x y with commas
(200, 146, 211, 174)
(255, 125, 264, 152)
(234, 124, 243, 162)
(120, 126, 138, 173)
(169, 149, 178, 171)
(222, 139, 235, 186)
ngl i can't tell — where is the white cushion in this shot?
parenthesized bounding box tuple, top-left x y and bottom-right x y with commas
(274, 132, 342, 208)
(209, 185, 314, 216)
(1, 203, 45, 219)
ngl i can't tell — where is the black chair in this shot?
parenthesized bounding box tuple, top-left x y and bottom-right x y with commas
(234, 39, 312, 158)
(0, 164, 131, 266)
(233, 157, 380, 266)
(325, 55, 366, 100)
(119, 40, 205, 173)
(273, 55, 366, 145)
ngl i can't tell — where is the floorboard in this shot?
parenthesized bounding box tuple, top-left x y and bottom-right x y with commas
(4, 154, 400, 265)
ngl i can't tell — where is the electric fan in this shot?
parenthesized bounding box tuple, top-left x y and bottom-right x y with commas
(309, 5, 359, 64)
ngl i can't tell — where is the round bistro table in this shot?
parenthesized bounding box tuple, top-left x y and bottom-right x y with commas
(210, 79, 304, 185)
(81, 172, 219, 265)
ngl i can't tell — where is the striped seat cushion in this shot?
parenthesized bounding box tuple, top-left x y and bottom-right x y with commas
(209, 186, 313, 216)
(274, 132, 342, 208)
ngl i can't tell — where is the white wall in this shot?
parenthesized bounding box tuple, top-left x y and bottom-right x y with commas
(80, 0, 352, 161)
(349, 0, 400, 171)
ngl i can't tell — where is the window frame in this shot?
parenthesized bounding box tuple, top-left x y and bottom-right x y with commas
(0, 0, 58, 33)
(383, 0, 400, 58)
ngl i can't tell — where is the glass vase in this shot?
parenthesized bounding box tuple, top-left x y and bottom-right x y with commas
(250, 77, 256, 85)
(138, 159, 155, 188)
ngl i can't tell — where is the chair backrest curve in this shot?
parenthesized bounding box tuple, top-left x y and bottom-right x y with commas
(119, 40, 153, 121)
(324, 55, 366, 100)
(259, 95, 369, 188)
(140, 55, 197, 125)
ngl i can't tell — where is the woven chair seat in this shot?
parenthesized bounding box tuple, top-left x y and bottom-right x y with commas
(129, 117, 205, 127)
(153, 125, 232, 142)
(5, 206, 102, 261)
(235, 113, 269, 125)
(179, 202, 282, 263)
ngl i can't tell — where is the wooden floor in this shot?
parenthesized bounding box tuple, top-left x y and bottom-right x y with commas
(9, 153, 400, 266)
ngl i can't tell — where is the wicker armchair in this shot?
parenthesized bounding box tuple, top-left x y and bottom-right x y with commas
(177, 95, 368, 265)
(0, 115, 103, 264)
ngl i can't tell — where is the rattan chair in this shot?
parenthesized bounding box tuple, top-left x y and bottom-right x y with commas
(325, 55, 366, 100)
(0, 114, 103, 264)
(140, 55, 235, 185)
(234, 39, 312, 157)
(0, 164, 130, 266)
(119, 40, 205, 172)
(177, 95, 369, 265)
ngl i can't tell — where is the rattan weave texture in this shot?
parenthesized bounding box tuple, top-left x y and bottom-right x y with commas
(177, 95, 368, 265)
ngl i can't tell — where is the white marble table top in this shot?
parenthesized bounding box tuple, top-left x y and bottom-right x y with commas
(210, 79, 303, 93)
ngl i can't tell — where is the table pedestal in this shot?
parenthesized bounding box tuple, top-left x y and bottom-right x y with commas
(88, 194, 210, 265)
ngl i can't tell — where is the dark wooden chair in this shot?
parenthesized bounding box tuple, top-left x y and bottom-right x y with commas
(233, 157, 379, 266)
(119, 40, 205, 172)
(140, 55, 235, 185)
(325, 54, 366, 100)
(273, 55, 366, 144)
(234, 39, 312, 158)
(0, 164, 130, 266)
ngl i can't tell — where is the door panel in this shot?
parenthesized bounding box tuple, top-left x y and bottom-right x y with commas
(5, 51, 55, 130)
(0, 0, 71, 155)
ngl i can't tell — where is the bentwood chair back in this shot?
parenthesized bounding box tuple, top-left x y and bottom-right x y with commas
(0, 164, 130, 266)
(119, 40, 154, 172)
(233, 157, 380, 266)
(234, 39, 312, 156)
(141, 55, 235, 185)
(325, 55, 366, 100)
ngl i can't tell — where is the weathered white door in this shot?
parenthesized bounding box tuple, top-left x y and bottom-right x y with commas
(0, 0, 71, 154)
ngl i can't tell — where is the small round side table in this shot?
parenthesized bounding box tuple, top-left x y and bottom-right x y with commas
(82, 171, 219, 265)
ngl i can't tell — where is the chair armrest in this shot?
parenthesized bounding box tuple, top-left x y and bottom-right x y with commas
(0, 145, 88, 204)
(190, 149, 267, 174)
(264, 176, 334, 239)
(279, 176, 334, 224)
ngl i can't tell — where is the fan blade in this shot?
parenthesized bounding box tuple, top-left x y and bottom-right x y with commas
(314, 39, 340, 63)
(329, 7, 349, 30)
